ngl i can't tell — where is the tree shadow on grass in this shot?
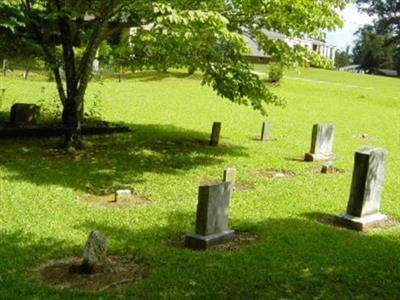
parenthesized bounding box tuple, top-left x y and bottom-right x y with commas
(0, 123, 248, 193)
(74, 215, 400, 299)
(103, 70, 203, 82)
(3, 216, 400, 299)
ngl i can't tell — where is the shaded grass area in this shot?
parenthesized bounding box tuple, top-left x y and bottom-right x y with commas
(0, 67, 400, 299)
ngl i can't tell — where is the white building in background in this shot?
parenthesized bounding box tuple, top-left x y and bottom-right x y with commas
(244, 30, 336, 62)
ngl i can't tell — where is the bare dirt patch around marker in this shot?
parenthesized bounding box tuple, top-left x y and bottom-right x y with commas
(199, 179, 254, 192)
(252, 169, 296, 179)
(80, 193, 152, 209)
(30, 256, 146, 293)
(309, 166, 347, 175)
(234, 181, 254, 192)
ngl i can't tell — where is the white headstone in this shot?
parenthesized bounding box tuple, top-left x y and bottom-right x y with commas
(305, 123, 335, 161)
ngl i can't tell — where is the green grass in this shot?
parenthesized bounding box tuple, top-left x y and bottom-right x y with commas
(0, 67, 400, 299)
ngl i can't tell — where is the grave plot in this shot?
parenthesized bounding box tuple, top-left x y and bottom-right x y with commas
(80, 189, 152, 209)
(30, 231, 147, 292)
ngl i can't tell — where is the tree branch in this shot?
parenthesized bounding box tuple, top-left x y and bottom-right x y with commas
(22, 0, 67, 104)
(55, 0, 78, 100)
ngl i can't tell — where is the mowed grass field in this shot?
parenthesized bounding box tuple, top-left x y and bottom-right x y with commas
(0, 66, 399, 299)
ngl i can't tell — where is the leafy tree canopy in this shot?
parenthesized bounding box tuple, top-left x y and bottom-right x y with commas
(0, 0, 348, 146)
(353, 25, 396, 71)
(356, 0, 400, 73)
(335, 46, 352, 68)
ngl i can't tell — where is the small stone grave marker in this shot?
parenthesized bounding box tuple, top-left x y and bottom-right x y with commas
(260, 121, 271, 141)
(81, 230, 108, 274)
(10, 103, 40, 127)
(114, 189, 132, 202)
(223, 167, 236, 189)
(185, 182, 235, 250)
(305, 123, 335, 161)
(209, 122, 221, 146)
(335, 147, 388, 230)
(321, 162, 334, 174)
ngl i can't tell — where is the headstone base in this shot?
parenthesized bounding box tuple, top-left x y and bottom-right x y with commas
(335, 212, 388, 231)
(185, 230, 235, 250)
(304, 152, 335, 162)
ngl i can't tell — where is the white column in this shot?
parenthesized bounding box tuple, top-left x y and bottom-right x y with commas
(331, 48, 336, 61)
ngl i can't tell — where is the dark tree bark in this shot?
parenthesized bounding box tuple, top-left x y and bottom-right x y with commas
(21, 0, 121, 147)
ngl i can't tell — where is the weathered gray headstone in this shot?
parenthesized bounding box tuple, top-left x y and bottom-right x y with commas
(81, 230, 108, 273)
(10, 103, 40, 127)
(335, 147, 388, 230)
(209, 122, 221, 146)
(185, 182, 235, 250)
(260, 121, 271, 141)
(305, 123, 335, 161)
(223, 167, 236, 189)
(114, 189, 132, 202)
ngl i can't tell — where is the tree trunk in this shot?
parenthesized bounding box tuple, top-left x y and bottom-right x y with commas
(62, 93, 84, 148)
(188, 65, 196, 75)
(23, 65, 30, 80)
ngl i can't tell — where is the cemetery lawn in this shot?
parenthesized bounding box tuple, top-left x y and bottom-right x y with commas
(1, 67, 400, 299)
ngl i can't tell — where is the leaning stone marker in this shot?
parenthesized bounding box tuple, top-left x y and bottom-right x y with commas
(81, 230, 108, 273)
(209, 122, 221, 146)
(223, 167, 236, 189)
(335, 147, 387, 231)
(10, 103, 40, 127)
(185, 182, 235, 250)
(305, 123, 335, 161)
(260, 121, 271, 141)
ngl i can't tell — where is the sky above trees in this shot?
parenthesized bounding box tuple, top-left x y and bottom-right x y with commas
(326, 3, 374, 50)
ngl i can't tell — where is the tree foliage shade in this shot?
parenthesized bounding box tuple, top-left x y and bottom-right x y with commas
(0, 0, 348, 145)
(353, 25, 396, 71)
(356, 0, 400, 73)
(335, 47, 352, 68)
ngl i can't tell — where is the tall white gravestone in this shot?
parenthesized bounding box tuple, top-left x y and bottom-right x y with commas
(305, 123, 335, 161)
(335, 147, 388, 230)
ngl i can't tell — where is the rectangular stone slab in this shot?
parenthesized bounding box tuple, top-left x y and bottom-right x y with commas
(335, 212, 388, 231)
(185, 230, 235, 250)
(209, 122, 221, 146)
(346, 147, 387, 217)
(10, 103, 40, 127)
(260, 122, 271, 141)
(305, 123, 335, 161)
(195, 182, 232, 236)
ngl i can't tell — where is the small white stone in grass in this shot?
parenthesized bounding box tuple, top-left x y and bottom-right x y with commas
(115, 189, 132, 202)
(274, 172, 286, 178)
(361, 133, 368, 139)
